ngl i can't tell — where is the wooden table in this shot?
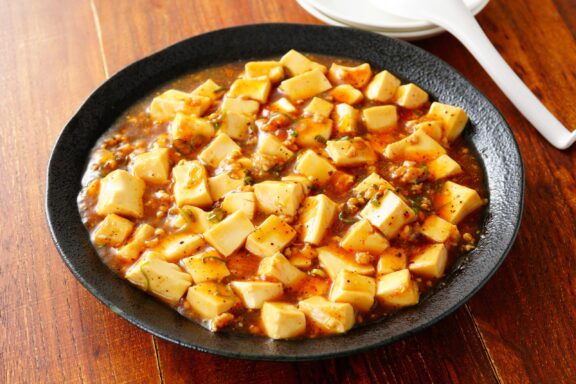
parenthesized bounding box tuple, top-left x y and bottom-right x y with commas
(2, 0, 575, 382)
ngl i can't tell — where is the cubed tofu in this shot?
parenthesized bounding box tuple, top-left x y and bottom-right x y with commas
(181, 250, 230, 283)
(198, 133, 241, 168)
(411, 120, 443, 142)
(280, 49, 327, 77)
(221, 97, 260, 116)
(365, 70, 401, 102)
(220, 112, 252, 140)
(294, 150, 336, 185)
(299, 194, 338, 245)
(409, 244, 448, 279)
(245, 61, 285, 83)
(281, 175, 312, 195)
(230, 281, 283, 309)
(253, 181, 305, 217)
(328, 63, 372, 88)
(208, 173, 244, 201)
(331, 84, 364, 105)
(421, 214, 460, 243)
(149, 89, 211, 121)
(434, 181, 483, 224)
(340, 219, 389, 254)
(279, 69, 332, 100)
(203, 211, 255, 256)
(258, 252, 306, 287)
(170, 206, 213, 234)
(376, 269, 419, 308)
(246, 215, 297, 258)
(394, 83, 429, 109)
(268, 97, 296, 114)
(169, 113, 215, 143)
(132, 148, 171, 185)
(151, 232, 205, 262)
(329, 270, 376, 311)
(191, 79, 225, 100)
(317, 246, 375, 280)
(298, 296, 354, 334)
(96, 170, 145, 218)
(303, 97, 334, 118)
(125, 252, 192, 306)
(116, 224, 155, 262)
(332, 103, 359, 134)
(360, 190, 417, 239)
(377, 248, 408, 275)
(362, 106, 398, 133)
(93, 214, 134, 247)
(261, 302, 306, 339)
(427, 102, 469, 141)
(257, 134, 294, 162)
(222, 191, 256, 219)
(293, 118, 333, 147)
(325, 138, 377, 166)
(353, 173, 395, 198)
(228, 78, 272, 103)
(427, 154, 463, 180)
(172, 160, 213, 208)
(384, 129, 446, 162)
(186, 282, 239, 320)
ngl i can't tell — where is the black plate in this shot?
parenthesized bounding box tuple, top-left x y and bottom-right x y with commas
(46, 23, 523, 361)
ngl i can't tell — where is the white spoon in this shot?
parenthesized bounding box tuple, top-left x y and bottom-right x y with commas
(370, 0, 576, 149)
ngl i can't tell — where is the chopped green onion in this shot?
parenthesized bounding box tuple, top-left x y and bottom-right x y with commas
(288, 129, 298, 138)
(310, 269, 327, 278)
(338, 210, 359, 224)
(208, 207, 226, 223)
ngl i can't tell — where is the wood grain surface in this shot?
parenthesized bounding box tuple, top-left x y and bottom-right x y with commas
(1, 0, 574, 383)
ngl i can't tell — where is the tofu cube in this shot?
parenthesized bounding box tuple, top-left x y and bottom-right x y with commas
(169, 113, 215, 143)
(427, 154, 463, 180)
(353, 173, 395, 199)
(299, 194, 337, 245)
(328, 63, 372, 88)
(434, 181, 483, 224)
(376, 269, 419, 308)
(222, 191, 256, 219)
(253, 181, 305, 217)
(245, 61, 285, 83)
(427, 102, 469, 141)
(257, 252, 306, 287)
(332, 103, 360, 134)
(172, 160, 213, 208)
(298, 296, 354, 334)
(281, 175, 312, 195)
(228, 78, 272, 103)
(186, 282, 239, 319)
(279, 68, 332, 100)
(170, 206, 213, 234)
(384, 129, 446, 162)
(411, 120, 443, 142)
(325, 138, 377, 166)
(198, 133, 241, 168)
(125, 253, 192, 306)
(329, 270, 376, 312)
(365, 70, 401, 102)
(340, 219, 390, 254)
(93, 214, 134, 247)
(421, 214, 460, 243)
(317, 246, 375, 280)
(330, 84, 364, 105)
(220, 112, 252, 140)
(294, 150, 336, 185)
(303, 97, 334, 118)
(360, 190, 417, 239)
(191, 79, 225, 100)
(362, 106, 398, 133)
(230, 281, 283, 309)
(150, 89, 211, 121)
(132, 148, 170, 185)
(246, 215, 296, 257)
(394, 83, 429, 109)
(221, 97, 260, 116)
(280, 49, 327, 77)
(203, 211, 255, 256)
(268, 97, 296, 114)
(208, 173, 244, 201)
(96, 170, 145, 218)
(293, 118, 333, 147)
(181, 250, 230, 283)
(377, 248, 408, 275)
(409, 244, 448, 279)
(261, 302, 306, 339)
(152, 232, 205, 262)
(116, 224, 154, 262)
(257, 134, 294, 162)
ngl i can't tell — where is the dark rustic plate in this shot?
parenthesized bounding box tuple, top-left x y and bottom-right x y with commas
(46, 23, 523, 361)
